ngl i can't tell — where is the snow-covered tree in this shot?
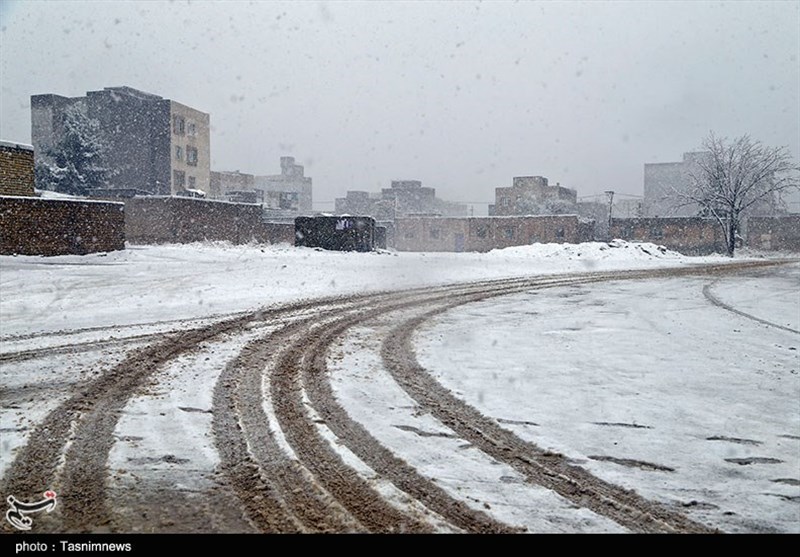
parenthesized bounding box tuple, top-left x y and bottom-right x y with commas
(673, 133, 799, 256)
(35, 104, 108, 196)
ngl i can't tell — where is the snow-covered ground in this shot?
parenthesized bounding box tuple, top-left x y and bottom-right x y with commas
(1, 241, 798, 533)
(0, 240, 720, 338)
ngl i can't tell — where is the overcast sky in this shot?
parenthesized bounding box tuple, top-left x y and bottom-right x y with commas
(1, 0, 798, 212)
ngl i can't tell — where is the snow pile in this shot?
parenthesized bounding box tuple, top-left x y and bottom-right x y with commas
(486, 239, 681, 263)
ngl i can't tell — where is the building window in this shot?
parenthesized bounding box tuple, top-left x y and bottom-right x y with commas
(650, 226, 664, 239)
(187, 122, 197, 136)
(175, 145, 183, 161)
(186, 146, 198, 166)
(188, 176, 196, 189)
(173, 170, 186, 189)
(503, 227, 515, 240)
(555, 227, 565, 239)
(279, 192, 299, 210)
(475, 226, 487, 238)
(430, 228, 440, 239)
(500, 197, 509, 207)
(173, 115, 185, 135)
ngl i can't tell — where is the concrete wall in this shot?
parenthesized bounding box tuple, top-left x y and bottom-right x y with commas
(394, 215, 593, 252)
(0, 196, 125, 256)
(610, 217, 724, 255)
(747, 215, 800, 252)
(124, 196, 293, 245)
(0, 142, 35, 196)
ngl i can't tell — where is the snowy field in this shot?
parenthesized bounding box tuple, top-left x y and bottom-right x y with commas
(1, 240, 798, 533)
(0, 240, 725, 338)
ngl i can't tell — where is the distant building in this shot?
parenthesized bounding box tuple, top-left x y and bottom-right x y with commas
(643, 151, 785, 218)
(31, 86, 211, 196)
(210, 170, 261, 203)
(0, 140, 35, 197)
(255, 157, 313, 217)
(642, 152, 708, 217)
(489, 176, 577, 216)
(335, 179, 468, 219)
(576, 197, 643, 240)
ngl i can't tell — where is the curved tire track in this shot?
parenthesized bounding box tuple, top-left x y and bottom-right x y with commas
(702, 282, 799, 334)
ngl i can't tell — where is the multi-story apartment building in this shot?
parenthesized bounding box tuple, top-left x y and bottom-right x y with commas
(488, 176, 577, 216)
(31, 86, 210, 196)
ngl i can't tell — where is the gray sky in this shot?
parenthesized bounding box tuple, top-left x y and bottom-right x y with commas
(1, 0, 798, 213)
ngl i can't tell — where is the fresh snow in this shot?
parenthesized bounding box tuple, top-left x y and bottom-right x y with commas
(1, 240, 797, 533)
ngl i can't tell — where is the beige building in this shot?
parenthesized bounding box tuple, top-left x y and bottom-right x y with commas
(169, 100, 211, 195)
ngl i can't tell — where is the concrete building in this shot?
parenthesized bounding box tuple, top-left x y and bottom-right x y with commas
(31, 86, 211, 196)
(489, 176, 577, 216)
(643, 151, 787, 218)
(335, 180, 468, 219)
(254, 157, 313, 217)
(209, 170, 261, 203)
(642, 152, 709, 217)
(0, 140, 35, 197)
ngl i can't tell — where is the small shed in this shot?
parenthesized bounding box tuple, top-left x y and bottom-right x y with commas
(295, 215, 376, 252)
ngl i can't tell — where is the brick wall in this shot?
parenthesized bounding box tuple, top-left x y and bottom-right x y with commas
(610, 217, 724, 255)
(747, 215, 800, 252)
(124, 196, 294, 245)
(394, 215, 593, 252)
(0, 196, 125, 256)
(0, 142, 35, 197)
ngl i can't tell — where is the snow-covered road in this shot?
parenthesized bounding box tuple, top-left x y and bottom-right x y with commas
(1, 241, 797, 533)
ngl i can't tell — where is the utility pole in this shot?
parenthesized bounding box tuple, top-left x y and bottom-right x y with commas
(605, 190, 614, 239)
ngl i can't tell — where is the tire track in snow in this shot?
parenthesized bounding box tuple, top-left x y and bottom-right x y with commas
(0, 259, 783, 532)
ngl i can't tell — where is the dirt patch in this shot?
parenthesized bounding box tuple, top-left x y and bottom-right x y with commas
(496, 418, 540, 426)
(393, 425, 458, 438)
(592, 422, 653, 429)
(725, 457, 783, 466)
(178, 406, 212, 414)
(588, 455, 675, 472)
(771, 478, 800, 486)
(127, 455, 190, 465)
(706, 436, 762, 446)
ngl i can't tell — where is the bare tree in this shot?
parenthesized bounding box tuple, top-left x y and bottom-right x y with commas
(674, 133, 799, 256)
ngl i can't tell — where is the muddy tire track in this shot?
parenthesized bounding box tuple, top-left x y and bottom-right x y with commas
(0, 297, 348, 532)
(376, 273, 767, 533)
